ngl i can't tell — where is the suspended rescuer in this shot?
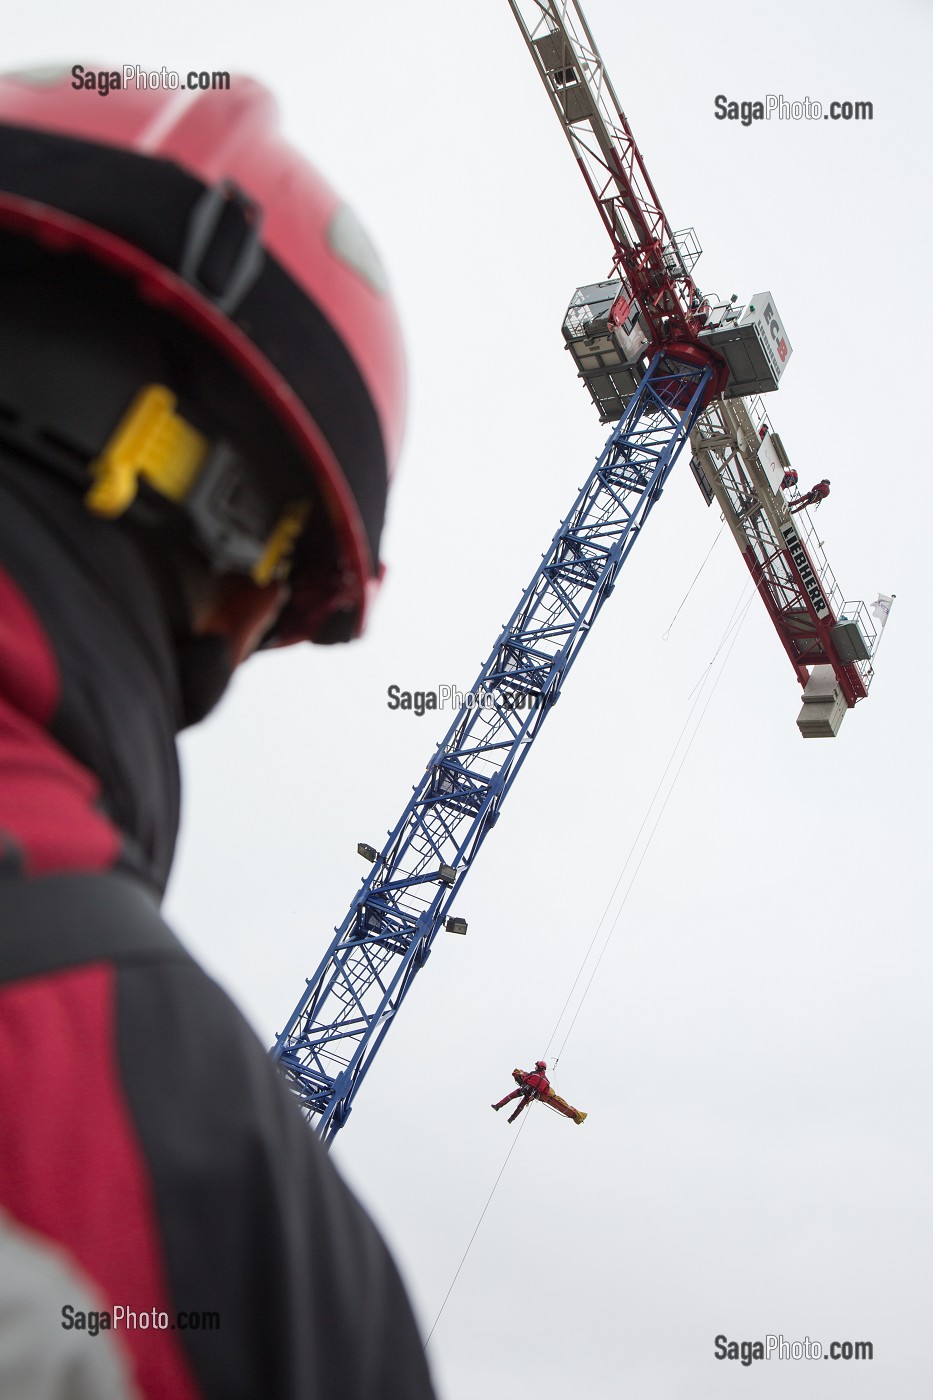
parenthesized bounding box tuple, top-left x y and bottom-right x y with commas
(492, 1061, 587, 1125)
(789, 478, 830, 513)
(0, 70, 437, 1399)
(492, 1059, 552, 1122)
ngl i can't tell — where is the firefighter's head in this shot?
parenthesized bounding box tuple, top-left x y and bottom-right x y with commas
(0, 68, 405, 686)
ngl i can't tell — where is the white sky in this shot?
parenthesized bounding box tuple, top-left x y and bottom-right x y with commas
(9, 1, 931, 1396)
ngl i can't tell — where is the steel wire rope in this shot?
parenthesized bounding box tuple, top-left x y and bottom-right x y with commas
(541, 536, 739, 1056)
(545, 581, 754, 1065)
(424, 584, 755, 1348)
(550, 590, 754, 1065)
(662, 522, 725, 640)
(424, 1109, 531, 1348)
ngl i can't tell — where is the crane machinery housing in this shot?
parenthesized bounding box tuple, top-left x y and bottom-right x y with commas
(271, 0, 879, 1140)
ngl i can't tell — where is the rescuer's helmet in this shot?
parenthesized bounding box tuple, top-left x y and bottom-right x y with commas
(0, 67, 405, 644)
(535, 1060, 547, 1071)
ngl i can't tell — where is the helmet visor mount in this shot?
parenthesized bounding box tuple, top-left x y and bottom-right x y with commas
(86, 383, 311, 590)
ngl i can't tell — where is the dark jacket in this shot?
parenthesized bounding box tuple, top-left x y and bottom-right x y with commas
(0, 449, 436, 1399)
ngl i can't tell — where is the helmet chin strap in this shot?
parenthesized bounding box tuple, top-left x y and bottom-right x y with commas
(124, 551, 289, 730)
(194, 577, 289, 669)
(174, 633, 235, 730)
(174, 581, 286, 729)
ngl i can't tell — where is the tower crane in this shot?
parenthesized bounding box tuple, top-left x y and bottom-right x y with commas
(271, 0, 878, 1141)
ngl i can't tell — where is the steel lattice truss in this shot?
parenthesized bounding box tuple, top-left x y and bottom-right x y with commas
(691, 398, 872, 704)
(272, 354, 711, 1142)
(508, 0, 704, 344)
(508, 0, 873, 710)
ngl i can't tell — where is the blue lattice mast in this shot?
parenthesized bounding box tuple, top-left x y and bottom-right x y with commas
(272, 353, 711, 1141)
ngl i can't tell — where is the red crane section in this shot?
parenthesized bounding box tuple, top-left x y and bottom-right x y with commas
(689, 396, 873, 722)
(508, 0, 713, 363)
(509, 0, 876, 735)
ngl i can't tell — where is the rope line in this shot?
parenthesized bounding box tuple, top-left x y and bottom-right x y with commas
(546, 581, 755, 1066)
(662, 523, 725, 640)
(550, 591, 754, 1064)
(425, 582, 755, 1346)
(424, 1110, 530, 1348)
(542, 673, 706, 1060)
(684, 584, 755, 703)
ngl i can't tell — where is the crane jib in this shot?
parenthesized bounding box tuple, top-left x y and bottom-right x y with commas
(779, 523, 830, 620)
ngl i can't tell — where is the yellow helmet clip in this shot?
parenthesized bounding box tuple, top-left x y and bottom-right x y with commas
(86, 384, 208, 519)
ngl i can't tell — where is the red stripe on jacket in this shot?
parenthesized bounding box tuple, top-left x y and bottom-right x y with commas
(0, 962, 202, 1398)
(0, 566, 120, 874)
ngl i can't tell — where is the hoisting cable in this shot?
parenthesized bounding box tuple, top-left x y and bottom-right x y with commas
(425, 583, 755, 1347)
(684, 586, 755, 704)
(549, 589, 754, 1066)
(661, 523, 725, 640)
(424, 1111, 531, 1347)
(546, 581, 755, 1067)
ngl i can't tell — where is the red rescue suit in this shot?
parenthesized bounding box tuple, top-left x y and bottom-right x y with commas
(789, 478, 830, 513)
(492, 1066, 588, 1126)
(492, 1067, 551, 1123)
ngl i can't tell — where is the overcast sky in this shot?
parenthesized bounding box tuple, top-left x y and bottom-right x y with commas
(9, 1, 932, 1395)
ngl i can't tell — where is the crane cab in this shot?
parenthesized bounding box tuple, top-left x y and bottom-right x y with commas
(562, 279, 646, 422)
(697, 292, 793, 399)
(563, 282, 793, 420)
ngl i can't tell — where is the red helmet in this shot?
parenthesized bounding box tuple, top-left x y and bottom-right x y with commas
(535, 1060, 547, 1072)
(0, 67, 405, 643)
